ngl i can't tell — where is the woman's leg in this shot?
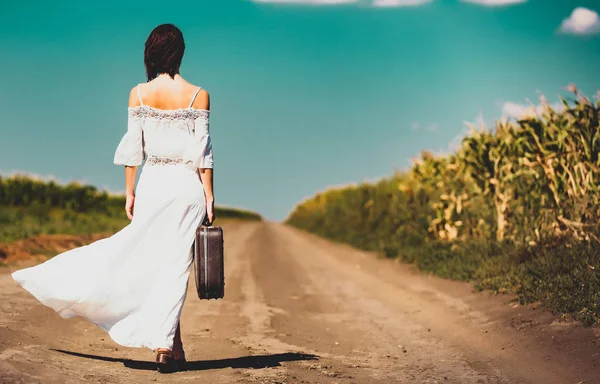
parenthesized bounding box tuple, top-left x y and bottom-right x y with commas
(172, 321, 185, 360)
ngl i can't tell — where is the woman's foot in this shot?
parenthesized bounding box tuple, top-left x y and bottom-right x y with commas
(172, 345, 187, 371)
(172, 322, 187, 370)
(155, 348, 177, 373)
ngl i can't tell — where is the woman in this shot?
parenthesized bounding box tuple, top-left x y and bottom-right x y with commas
(11, 23, 214, 373)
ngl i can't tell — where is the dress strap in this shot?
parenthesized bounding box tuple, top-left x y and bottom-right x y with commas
(136, 85, 144, 106)
(188, 87, 203, 108)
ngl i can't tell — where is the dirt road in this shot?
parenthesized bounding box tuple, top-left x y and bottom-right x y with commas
(1, 222, 599, 384)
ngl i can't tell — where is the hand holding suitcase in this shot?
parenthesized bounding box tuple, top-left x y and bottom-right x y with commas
(193, 221, 224, 300)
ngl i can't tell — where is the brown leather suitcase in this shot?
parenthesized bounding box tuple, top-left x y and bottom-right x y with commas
(193, 225, 224, 300)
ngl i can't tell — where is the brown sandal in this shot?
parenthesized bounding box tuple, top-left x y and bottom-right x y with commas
(156, 349, 176, 373)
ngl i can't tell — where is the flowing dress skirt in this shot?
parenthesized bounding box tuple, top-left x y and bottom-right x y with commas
(11, 164, 206, 350)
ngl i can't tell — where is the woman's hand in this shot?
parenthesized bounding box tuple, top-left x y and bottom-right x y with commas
(205, 198, 215, 225)
(199, 168, 214, 225)
(125, 194, 135, 220)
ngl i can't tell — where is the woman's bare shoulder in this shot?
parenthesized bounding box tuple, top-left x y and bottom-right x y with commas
(190, 85, 210, 110)
(128, 85, 143, 108)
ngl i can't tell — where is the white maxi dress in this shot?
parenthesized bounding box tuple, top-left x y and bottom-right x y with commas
(11, 87, 213, 351)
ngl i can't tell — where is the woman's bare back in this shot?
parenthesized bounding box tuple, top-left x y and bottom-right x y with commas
(129, 74, 210, 111)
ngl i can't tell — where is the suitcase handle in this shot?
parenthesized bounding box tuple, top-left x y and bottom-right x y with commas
(202, 216, 214, 227)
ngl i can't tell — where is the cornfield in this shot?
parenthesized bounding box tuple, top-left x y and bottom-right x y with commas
(286, 86, 600, 324)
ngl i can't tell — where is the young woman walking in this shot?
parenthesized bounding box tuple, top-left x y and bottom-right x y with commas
(12, 23, 214, 373)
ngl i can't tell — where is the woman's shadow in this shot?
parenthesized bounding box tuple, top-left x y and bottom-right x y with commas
(51, 349, 319, 372)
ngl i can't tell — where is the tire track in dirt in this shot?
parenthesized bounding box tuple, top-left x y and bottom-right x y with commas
(246, 224, 506, 383)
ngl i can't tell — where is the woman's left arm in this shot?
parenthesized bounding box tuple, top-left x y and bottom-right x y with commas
(124, 165, 138, 220)
(115, 87, 144, 220)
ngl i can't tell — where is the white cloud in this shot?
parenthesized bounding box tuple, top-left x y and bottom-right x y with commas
(251, 0, 433, 6)
(411, 122, 438, 132)
(449, 128, 471, 152)
(464, 110, 488, 128)
(373, 0, 433, 7)
(473, 110, 487, 128)
(460, 0, 526, 6)
(251, 0, 359, 4)
(501, 100, 565, 120)
(559, 7, 600, 35)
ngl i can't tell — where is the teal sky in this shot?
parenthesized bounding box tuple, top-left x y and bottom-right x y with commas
(1, 0, 599, 221)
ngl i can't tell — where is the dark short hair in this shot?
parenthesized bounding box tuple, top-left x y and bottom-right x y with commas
(144, 24, 185, 81)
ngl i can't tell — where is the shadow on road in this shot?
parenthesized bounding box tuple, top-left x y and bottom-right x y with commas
(50, 348, 319, 372)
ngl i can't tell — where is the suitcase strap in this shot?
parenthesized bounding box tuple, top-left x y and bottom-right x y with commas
(204, 227, 209, 293)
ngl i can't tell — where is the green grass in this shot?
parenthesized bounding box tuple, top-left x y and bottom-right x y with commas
(213, 206, 263, 221)
(475, 240, 600, 326)
(393, 238, 600, 326)
(0, 205, 130, 243)
(0, 204, 262, 244)
(0, 175, 262, 243)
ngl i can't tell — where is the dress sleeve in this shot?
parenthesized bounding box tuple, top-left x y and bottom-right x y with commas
(183, 110, 214, 171)
(113, 110, 144, 166)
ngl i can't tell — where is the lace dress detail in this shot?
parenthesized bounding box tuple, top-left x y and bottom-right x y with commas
(146, 155, 187, 166)
(114, 100, 214, 170)
(128, 106, 210, 121)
